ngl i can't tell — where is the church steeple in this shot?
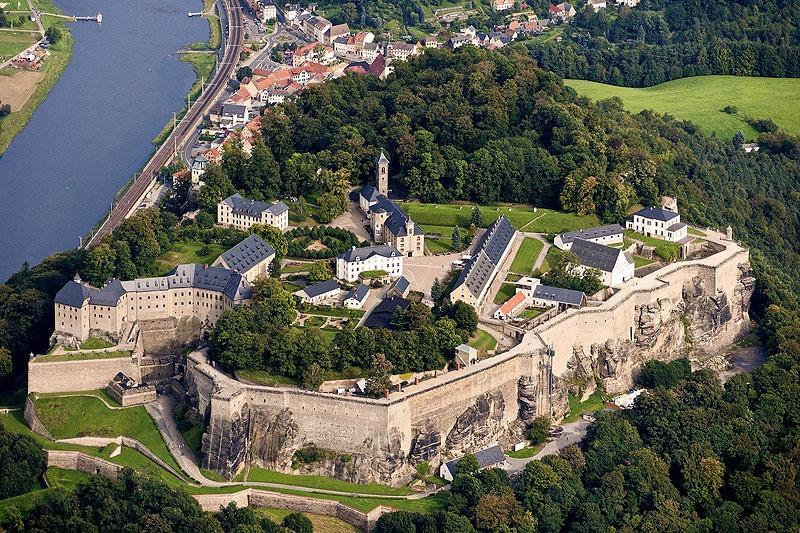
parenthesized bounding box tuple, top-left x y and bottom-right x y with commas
(377, 150, 389, 197)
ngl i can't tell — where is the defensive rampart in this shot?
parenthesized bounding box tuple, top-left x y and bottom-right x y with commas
(177, 233, 757, 484)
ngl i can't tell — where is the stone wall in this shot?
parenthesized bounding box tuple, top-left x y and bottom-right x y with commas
(28, 355, 140, 393)
(47, 450, 123, 478)
(193, 489, 392, 531)
(24, 395, 53, 440)
(187, 235, 753, 485)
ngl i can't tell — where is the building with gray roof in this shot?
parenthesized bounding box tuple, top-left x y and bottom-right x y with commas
(387, 275, 410, 298)
(336, 245, 403, 282)
(570, 239, 634, 288)
(343, 283, 369, 309)
(532, 284, 586, 309)
(626, 204, 689, 243)
(214, 234, 276, 282)
(217, 193, 289, 232)
(440, 443, 507, 481)
(450, 216, 517, 307)
(294, 279, 341, 304)
(554, 224, 624, 251)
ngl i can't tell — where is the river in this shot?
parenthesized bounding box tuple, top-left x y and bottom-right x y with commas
(0, 0, 208, 281)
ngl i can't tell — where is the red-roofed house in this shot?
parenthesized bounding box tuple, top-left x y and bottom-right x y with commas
(292, 42, 334, 66)
(324, 22, 350, 45)
(494, 292, 527, 320)
(493, 0, 514, 10)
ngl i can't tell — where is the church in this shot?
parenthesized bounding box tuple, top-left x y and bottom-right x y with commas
(358, 151, 426, 257)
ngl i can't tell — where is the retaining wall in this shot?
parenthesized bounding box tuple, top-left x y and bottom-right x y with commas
(28, 355, 139, 393)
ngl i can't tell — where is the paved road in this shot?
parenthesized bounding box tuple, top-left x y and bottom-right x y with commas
(87, 0, 244, 247)
(506, 419, 590, 474)
(0, 0, 44, 69)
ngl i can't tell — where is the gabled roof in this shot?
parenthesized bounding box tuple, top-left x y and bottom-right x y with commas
(389, 276, 410, 296)
(444, 444, 506, 478)
(339, 245, 401, 262)
(89, 279, 127, 307)
(558, 224, 623, 245)
(633, 206, 679, 222)
(221, 193, 289, 217)
(532, 284, 585, 306)
(301, 279, 340, 298)
(363, 296, 411, 329)
(344, 283, 369, 302)
(217, 235, 276, 275)
(498, 292, 526, 315)
(570, 239, 629, 272)
(667, 222, 687, 232)
(452, 216, 516, 300)
(55, 278, 92, 307)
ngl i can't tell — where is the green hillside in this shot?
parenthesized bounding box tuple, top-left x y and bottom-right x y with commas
(566, 76, 800, 141)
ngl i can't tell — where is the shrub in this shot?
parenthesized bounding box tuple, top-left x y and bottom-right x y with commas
(721, 105, 738, 114)
(282, 512, 312, 533)
(527, 416, 550, 444)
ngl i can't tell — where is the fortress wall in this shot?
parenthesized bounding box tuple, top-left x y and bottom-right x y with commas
(27, 356, 138, 393)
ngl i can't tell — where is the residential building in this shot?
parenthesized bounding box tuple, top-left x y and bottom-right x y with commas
(358, 152, 425, 257)
(385, 42, 419, 62)
(53, 266, 252, 341)
(343, 283, 369, 309)
(360, 42, 379, 61)
(450, 216, 517, 308)
(294, 279, 341, 304)
(492, 0, 514, 10)
(303, 15, 331, 42)
(554, 224, 624, 250)
(615, 0, 640, 6)
(588, 0, 606, 10)
(387, 276, 410, 298)
(336, 245, 404, 282)
(422, 35, 440, 48)
(292, 42, 334, 66)
(742, 143, 760, 153)
(626, 206, 688, 242)
(217, 193, 289, 231)
(448, 34, 477, 49)
(570, 238, 635, 287)
(325, 22, 349, 45)
(515, 277, 586, 308)
(362, 296, 410, 329)
(213, 234, 276, 282)
(494, 292, 527, 320)
(261, 2, 277, 21)
(220, 103, 250, 127)
(440, 444, 507, 481)
(191, 155, 208, 185)
(549, 2, 576, 20)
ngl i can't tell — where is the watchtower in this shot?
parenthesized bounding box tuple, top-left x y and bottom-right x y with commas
(377, 150, 389, 197)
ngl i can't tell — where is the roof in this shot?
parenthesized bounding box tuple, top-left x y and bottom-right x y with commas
(162, 264, 251, 301)
(667, 222, 687, 232)
(456, 343, 477, 355)
(498, 292, 526, 315)
(328, 23, 349, 36)
(363, 296, 411, 329)
(54, 278, 92, 307)
(532, 284, 585, 306)
(89, 279, 127, 307)
(378, 150, 389, 165)
(452, 216, 516, 300)
(300, 279, 340, 298)
(444, 444, 506, 478)
(633, 206, 679, 222)
(558, 224, 623, 245)
(221, 193, 289, 217)
(376, 197, 423, 237)
(344, 283, 369, 302)
(218, 235, 276, 275)
(389, 276, 410, 295)
(570, 239, 628, 272)
(338, 245, 401, 262)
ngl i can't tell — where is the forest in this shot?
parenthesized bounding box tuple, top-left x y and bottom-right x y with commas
(531, 0, 800, 86)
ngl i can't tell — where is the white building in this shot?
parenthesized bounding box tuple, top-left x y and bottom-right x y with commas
(626, 206, 688, 242)
(554, 224, 624, 251)
(570, 239, 635, 288)
(212, 234, 276, 283)
(294, 279, 341, 304)
(343, 283, 369, 309)
(336, 245, 403, 282)
(217, 193, 289, 231)
(588, 0, 607, 10)
(261, 2, 276, 21)
(191, 155, 208, 185)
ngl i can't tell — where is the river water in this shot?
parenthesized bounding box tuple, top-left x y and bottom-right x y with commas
(0, 0, 208, 281)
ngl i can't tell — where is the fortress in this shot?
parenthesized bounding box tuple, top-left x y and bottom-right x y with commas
(182, 230, 753, 484)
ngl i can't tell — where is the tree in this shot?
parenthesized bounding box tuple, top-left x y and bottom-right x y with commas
(0, 425, 47, 499)
(431, 277, 444, 304)
(198, 164, 235, 210)
(252, 277, 297, 326)
(638, 358, 691, 388)
(733, 130, 745, 148)
(470, 205, 484, 227)
(0, 346, 11, 381)
(307, 261, 332, 283)
(457, 453, 479, 476)
(448, 301, 478, 334)
(527, 416, 550, 444)
(451, 225, 462, 251)
(365, 353, 393, 398)
(44, 26, 61, 44)
(269, 256, 281, 278)
(300, 363, 325, 391)
(236, 66, 253, 81)
(282, 512, 312, 533)
(467, 223, 477, 244)
(83, 242, 116, 286)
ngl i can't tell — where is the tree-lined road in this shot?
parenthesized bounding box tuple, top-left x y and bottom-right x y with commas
(87, 0, 243, 247)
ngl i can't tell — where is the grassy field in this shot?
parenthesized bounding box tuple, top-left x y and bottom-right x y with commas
(257, 507, 357, 533)
(506, 443, 545, 459)
(403, 203, 599, 233)
(0, 30, 38, 58)
(0, 8, 72, 154)
(566, 76, 800, 140)
(633, 255, 655, 268)
(510, 237, 544, 275)
(563, 391, 608, 423)
(34, 350, 131, 363)
(246, 467, 410, 496)
(468, 328, 497, 352)
(493, 283, 517, 305)
(33, 395, 181, 473)
(155, 240, 226, 273)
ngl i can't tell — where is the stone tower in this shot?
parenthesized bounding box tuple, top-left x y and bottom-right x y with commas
(377, 150, 389, 197)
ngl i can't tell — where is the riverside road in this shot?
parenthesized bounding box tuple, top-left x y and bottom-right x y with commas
(87, 0, 244, 247)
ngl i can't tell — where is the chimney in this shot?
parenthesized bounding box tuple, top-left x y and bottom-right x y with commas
(384, 389, 389, 398)
(203, 264, 208, 270)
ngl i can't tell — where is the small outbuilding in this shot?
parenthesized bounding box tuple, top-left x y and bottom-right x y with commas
(439, 443, 507, 481)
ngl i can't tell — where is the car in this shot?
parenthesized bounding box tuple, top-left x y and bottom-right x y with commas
(138, 203, 147, 209)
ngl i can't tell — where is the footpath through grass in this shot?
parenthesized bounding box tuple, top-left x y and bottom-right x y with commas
(566, 75, 800, 140)
(246, 467, 411, 496)
(33, 395, 181, 473)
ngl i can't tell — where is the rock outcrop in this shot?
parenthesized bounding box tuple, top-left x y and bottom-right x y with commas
(445, 389, 505, 452)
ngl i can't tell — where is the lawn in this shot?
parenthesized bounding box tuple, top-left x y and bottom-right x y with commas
(80, 337, 115, 350)
(538, 246, 563, 273)
(298, 304, 365, 319)
(688, 227, 707, 237)
(246, 467, 411, 496)
(624, 230, 680, 262)
(420, 224, 468, 255)
(236, 369, 300, 387)
(519, 307, 548, 319)
(402, 203, 599, 233)
(303, 315, 327, 328)
(510, 237, 544, 275)
(633, 255, 655, 268)
(34, 350, 132, 363)
(154, 240, 227, 273)
(0, 30, 37, 58)
(566, 75, 800, 140)
(33, 395, 181, 473)
(506, 443, 545, 459)
(44, 466, 90, 490)
(562, 391, 608, 423)
(493, 283, 517, 305)
(257, 507, 357, 533)
(468, 328, 497, 352)
(282, 262, 314, 273)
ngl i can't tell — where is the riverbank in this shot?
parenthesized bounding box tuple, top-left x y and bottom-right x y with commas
(151, 0, 219, 147)
(0, 0, 73, 154)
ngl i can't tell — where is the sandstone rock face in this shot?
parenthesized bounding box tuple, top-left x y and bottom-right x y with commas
(409, 419, 441, 465)
(445, 388, 505, 452)
(248, 407, 298, 471)
(202, 408, 248, 480)
(517, 376, 540, 424)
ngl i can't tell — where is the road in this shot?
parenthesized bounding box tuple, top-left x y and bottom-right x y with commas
(0, 0, 44, 69)
(87, 0, 244, 247)
(506, 419, 590, 474)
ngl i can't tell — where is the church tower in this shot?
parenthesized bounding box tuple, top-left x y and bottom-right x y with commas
(377, 150, 389, 197)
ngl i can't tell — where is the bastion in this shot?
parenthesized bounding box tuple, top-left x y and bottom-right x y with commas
(186, 230, 754, 484)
